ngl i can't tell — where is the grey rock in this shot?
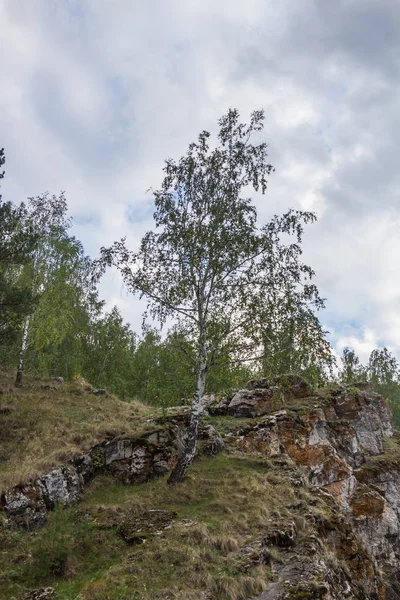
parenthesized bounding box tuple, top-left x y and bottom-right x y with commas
(145, 429, 173, 446)
(73, 454, 94, 481)
(272, 374, 310, 398)
(92, 388, 109, 396)
(152, 459, 170, 475)
(197, 424, 225, 456)
(201, 393, 231, 416)
(23, 588, 57, 600)
(1, 466, 82, 530)
(95, 436, 178, 485)
(1, 484, 48, 530)
(247, 377, 270, 390)
(253, 540, 362, 600)
(199, 393, 215, 416)
(39, 466, 82, 508)
(262, 522, 296, 548)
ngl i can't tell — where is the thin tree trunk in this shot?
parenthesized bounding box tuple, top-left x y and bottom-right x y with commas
(15, 251, 37, 386)
(15, 315, 30, 385)
(168, 345, 207, 485)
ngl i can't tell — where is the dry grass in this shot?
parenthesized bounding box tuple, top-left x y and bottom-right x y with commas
(67, 454, 305, 600)
(0, 371, 155, 492)
(0, 453, 306, 599)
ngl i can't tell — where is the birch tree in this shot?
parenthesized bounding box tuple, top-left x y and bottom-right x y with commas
(94, 108, 322, 483)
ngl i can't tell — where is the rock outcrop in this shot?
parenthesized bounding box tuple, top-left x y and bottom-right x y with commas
(3, 377, 400, 599)
(0, 420, 224, 531)
(1, 466, 83, 530)
(217, 379, 399, 599)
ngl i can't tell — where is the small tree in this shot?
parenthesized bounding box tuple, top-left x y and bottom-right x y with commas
(249, 252, 334, 384)
(94, 108, 324, 483)
(367, 348, 400, 424)
(368, 348, 399, 389)
(339, 347, 367, 384)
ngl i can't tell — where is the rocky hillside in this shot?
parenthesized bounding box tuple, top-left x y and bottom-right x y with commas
(1, 374, 400, 599)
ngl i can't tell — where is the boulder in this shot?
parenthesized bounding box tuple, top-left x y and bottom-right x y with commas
(272, 374, 310, 398)
(1, 484, 48, 530)
(247, 377, 270, 390)
(228, 388, 274, 417)
(92, 388, 110, 397)
(91, 433, 178, 485)
(201, 393, 231, 416)
(1, 466, 83, 531)
(39, 466, 82, 508)
(247, 375, 310, 399)
(197, 424, 225, 456)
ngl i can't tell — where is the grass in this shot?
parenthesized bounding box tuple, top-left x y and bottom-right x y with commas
(0, 369, 324, 493)
(0, 372, 314, 598)
(0, 453, 311, 600)
(1, 372, 389, 599)
(0, 371, 161, 492)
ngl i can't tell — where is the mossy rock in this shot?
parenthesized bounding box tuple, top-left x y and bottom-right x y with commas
(118, 509, 177, 544)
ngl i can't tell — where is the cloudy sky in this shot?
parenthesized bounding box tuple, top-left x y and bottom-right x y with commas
(1, 0, 400, 364)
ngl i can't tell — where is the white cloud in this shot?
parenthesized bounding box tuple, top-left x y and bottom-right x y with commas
(336, 328, 379, 365)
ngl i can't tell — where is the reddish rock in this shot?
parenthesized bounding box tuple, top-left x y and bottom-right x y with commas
(227, 387, 274, 417)
(350, 489, 386, 519)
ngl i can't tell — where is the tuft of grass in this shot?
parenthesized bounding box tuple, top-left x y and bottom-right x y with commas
(211, 571, 267, 600)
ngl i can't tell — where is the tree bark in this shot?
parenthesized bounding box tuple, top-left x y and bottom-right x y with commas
(15, 315, 30, 385)
(15, 250, 37, 386)
(168, 345, 207, 485)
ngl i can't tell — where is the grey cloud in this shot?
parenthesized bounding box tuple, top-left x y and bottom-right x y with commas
(1, 0, 400, 357)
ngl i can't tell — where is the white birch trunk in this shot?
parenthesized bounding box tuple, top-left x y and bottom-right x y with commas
(15, 315, 30, 385)
(168, 341, 207, 484)
(15, 250, 37, 385)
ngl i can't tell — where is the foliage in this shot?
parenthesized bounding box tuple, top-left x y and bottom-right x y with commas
(2, 191, 108, 386)
(0, 149, 38, 346)
(257, 291, 334, 386)
(339, 347, 368, 384)
(82, 306, 137, 396)
(123, 327, 252, 406)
